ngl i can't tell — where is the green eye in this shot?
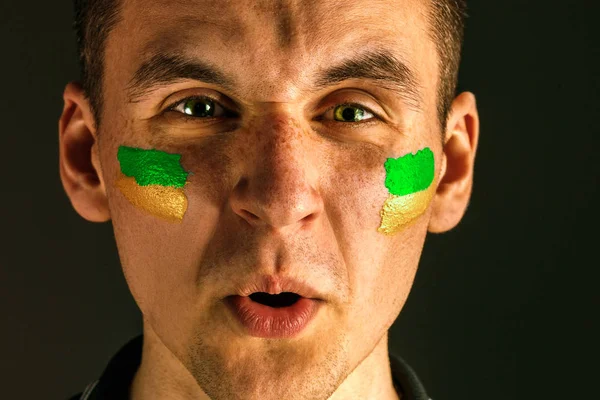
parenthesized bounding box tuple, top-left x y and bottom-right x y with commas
(333, 104, 375, 123)
(170, 96, 227, 119)
(168, 97, 377, 126)
(182, 97, 215, 117)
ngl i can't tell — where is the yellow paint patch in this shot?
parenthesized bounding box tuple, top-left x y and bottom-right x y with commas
(377, 186, 435, 235)
(116, 172, 188, 223)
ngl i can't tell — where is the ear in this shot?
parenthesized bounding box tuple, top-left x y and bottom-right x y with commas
(428, 91, 480, 233)
(58, 81, 111, 222)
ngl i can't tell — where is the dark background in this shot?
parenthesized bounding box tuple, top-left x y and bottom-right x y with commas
(1, 1, 598, 399)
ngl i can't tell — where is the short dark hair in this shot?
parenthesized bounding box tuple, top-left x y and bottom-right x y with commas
(427, 0, 468, 142)
(73, 0, 121, 129)
(73, 0, 467, 135)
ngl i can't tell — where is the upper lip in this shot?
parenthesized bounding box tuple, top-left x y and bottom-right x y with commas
(229, 274, 324, 300)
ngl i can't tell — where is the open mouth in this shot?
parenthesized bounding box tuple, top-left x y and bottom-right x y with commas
(248, 292, 302, 308)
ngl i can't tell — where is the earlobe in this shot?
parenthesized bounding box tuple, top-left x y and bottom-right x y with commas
(58, 81, 111, 222)
(428, 91, 480, 233)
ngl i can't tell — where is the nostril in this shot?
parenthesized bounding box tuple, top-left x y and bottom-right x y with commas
(241, 209, 258, 220)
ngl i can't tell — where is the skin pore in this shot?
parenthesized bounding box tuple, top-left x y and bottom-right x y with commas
(58, 0, 479, 399)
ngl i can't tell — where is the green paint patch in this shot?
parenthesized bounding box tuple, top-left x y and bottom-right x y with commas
(384, 147, 434, 196)
(117, 146, 189, 187)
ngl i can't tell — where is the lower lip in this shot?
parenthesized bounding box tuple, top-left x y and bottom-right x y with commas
(225, 295, 321, 339)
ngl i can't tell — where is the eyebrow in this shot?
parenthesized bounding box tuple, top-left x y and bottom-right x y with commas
(126, 47, 422, 108)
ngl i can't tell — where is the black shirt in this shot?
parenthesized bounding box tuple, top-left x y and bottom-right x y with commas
(68, 335, 431, 400)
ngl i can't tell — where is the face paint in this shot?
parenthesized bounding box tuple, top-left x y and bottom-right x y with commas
(115, 146, 191, 223)
(378, 147, 435, 235)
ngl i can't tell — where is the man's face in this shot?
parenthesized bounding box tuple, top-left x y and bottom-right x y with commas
(79, 0, 457, 398)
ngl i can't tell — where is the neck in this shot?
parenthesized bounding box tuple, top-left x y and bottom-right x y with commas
(131, 324, 401, 400)
(130, 325, 208, 400)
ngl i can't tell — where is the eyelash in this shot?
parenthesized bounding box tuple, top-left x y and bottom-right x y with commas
(164, 95, 381, 126)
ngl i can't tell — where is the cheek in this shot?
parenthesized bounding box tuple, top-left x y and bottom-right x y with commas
(111, 133, 237, 227)
(111, 139, 436, 237)
(327, 145, 436, 236)
(378, 188, 435, 234)
(116, 177, 189, 222)
(115, 145, 192, 223)
(378, 147, 436, 235)
(325, 144, 390, 233)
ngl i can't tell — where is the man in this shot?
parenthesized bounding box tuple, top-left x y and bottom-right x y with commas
(60, 0, 479, 399)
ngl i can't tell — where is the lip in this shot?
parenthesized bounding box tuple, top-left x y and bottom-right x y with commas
(225, 295, 321, 339)
(229, 274, 325, 300)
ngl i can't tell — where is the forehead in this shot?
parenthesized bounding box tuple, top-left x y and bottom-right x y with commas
(109, 0, 436, 103)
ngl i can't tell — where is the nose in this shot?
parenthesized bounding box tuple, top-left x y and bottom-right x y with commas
(229, 113, 324, 233)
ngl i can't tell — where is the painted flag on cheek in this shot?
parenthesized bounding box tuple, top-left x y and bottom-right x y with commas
(115, 146, 191, 223)
(378, 147, 435, 235)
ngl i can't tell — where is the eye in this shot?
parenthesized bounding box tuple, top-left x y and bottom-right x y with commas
(326, 103, 377, 124)
(167, 96, 228, 119)
(165, 96, 379, 125)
